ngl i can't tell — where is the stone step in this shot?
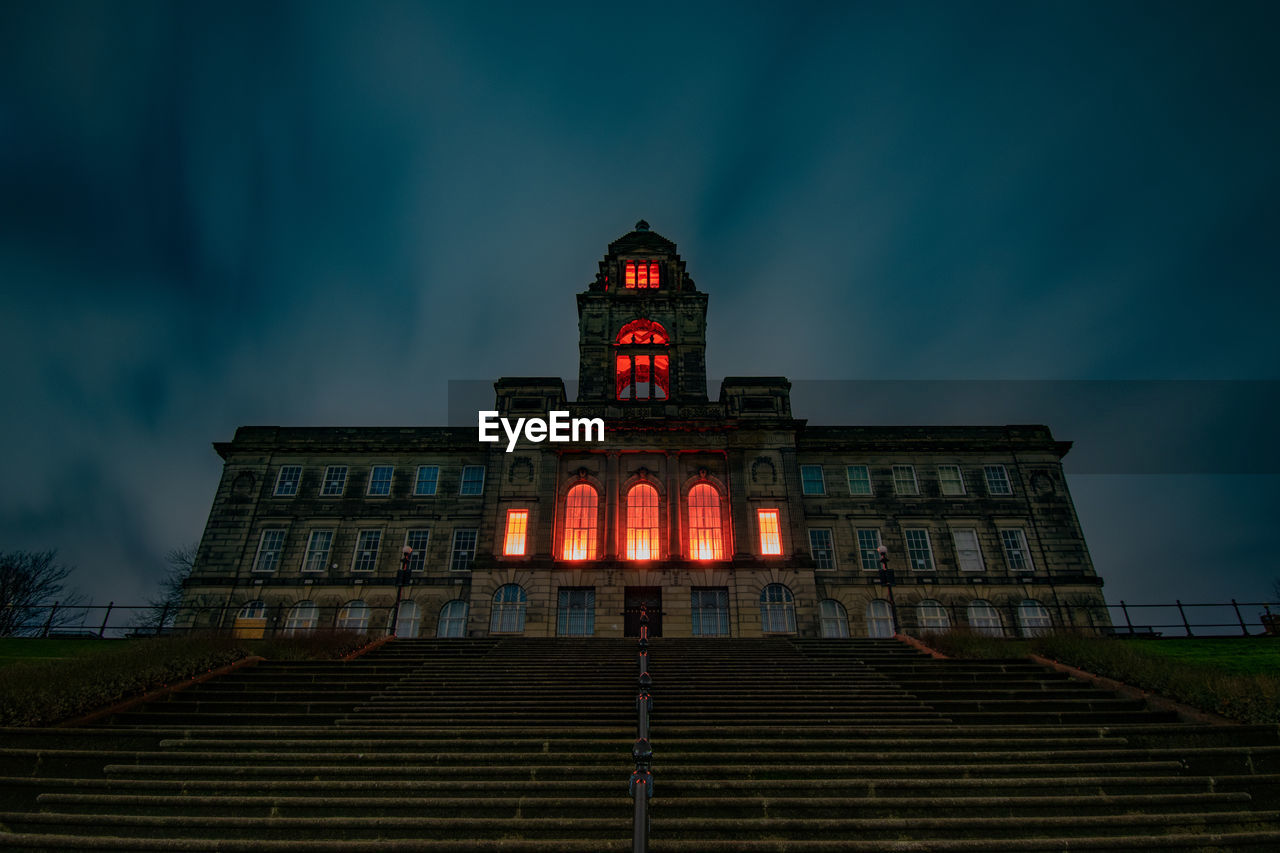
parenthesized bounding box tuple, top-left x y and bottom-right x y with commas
(7, 831, 1280, 852)
(91, 767, 1236, 797)
(5, 636, 1277, 851)
(6, 809, 1277, 842)
(83, 757, 1187, 779)
(29, 790, 1258, 819)
(0, 811, 631, 840)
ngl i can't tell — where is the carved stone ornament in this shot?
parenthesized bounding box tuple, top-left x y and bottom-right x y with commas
(751, 457, 777, 485)
(508, 456, 534, 484)
(231, 472, 256, 501)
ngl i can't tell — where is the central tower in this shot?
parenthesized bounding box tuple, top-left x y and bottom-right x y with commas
(576, 221, 709, 409)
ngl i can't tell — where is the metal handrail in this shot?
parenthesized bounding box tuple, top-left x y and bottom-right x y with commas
(629, 604, 653, 853)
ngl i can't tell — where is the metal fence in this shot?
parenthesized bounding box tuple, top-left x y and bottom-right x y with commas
(3, 598, 1279, 640)
(0, 601, 418, 640)
(1105, 600, 1280, 638)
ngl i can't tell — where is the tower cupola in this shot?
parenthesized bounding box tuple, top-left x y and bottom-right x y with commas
(576, 222, 708, 408)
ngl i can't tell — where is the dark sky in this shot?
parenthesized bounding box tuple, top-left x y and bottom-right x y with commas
(2, 1, 1277, 623)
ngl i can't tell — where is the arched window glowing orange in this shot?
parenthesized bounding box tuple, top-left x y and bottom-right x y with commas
(616, 319, 670, 401)
(626, 483, 660, 560)
(562, 484, 598, 560)
(687, 483, 724, 560)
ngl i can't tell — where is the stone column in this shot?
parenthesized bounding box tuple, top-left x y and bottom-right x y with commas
(604, 452, 619, 559)
(535, 451, 559, 558)
(727, 448, 752, 559)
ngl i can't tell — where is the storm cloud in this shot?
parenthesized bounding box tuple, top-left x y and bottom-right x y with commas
(1, 1, 1277, 615)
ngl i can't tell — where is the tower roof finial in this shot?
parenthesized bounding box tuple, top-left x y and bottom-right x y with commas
(635, 219, 650, 232)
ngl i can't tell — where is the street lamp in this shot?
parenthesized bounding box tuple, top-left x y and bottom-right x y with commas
(877, 544, 900, 636)
(390, 545, 413, 637)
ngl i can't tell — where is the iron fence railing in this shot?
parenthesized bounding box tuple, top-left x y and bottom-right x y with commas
(2, 598, 1278, 641)
(1103, 600, 1280, 638)
(0, 601, 421, 639)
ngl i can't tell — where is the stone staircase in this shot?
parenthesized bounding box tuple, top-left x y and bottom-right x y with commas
(1, 637, 1277, 851)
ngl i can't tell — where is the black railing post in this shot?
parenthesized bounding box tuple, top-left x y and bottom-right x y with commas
(1232, 599, 1249, 636)
(1120, 600, 1134, 635)
(630, 604, 653, 853)
(41, 602, 60, 638)
(98, 602, 113, 638)
(1176, 600, 1193, 637)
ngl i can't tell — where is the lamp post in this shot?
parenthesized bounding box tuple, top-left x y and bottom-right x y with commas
(390, 545, 412, 637)
(877, 544, 899, 636)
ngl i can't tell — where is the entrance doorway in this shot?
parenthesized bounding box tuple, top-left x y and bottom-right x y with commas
(624, 586, 663, 637)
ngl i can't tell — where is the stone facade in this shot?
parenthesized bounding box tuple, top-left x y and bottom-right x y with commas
(180, 222, 1108, 639)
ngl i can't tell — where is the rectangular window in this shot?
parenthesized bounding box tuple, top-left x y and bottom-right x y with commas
(691, 587, 730, 637)
(274, 466, 302, 496)
(616, 354, 669, 401)
(1002, 529, 1033, 572)
(414, 466, 439, 496)
(460, 466, 485, 496)
(624, 260, 660, 289)
(253, 530, 285, 572)
(757, 509, 782, 556)
(367, 465, 394, 496)
(809, 528, 835, 570)
(904, 528, 934, 571)
(800, 464, 826, 495)
(893, 465, 919, 495)
(302, 530, 333, 573)
(405, 529, 430, 571)
(846, 465, 872, 495)
(321, 466, 348, 497)
(857, 529, 883, 571)
(451, 529, 477, 571)
(938, 465, 965, 496)
(952, 528, 985, 572)
(352, 529, 381, 572)
(504, 509, 529, 556)
(985, 464, 1012, 495)
(556, 588, 596, 636)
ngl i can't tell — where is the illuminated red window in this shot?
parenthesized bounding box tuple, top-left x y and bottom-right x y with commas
(758, 509, 782, 556)
(616, 354, 669, 401)
(624, 260, 660, 289)
(562, 484, 598, 560)
(503, 509, 528, 556)
(627, 483, 660, 560)
(616, 320, 670, 401)
(688, 483, 724, 560)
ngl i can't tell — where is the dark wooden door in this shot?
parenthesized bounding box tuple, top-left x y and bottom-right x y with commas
(624, 586, 662, 637)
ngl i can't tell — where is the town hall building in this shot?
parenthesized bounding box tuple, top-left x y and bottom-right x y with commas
(179, 222, 1109, 639)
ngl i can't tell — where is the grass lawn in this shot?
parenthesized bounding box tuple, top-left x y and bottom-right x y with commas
(0, 638, 132, 669)
(1122, 637, 1280, 675)
(925, 629, 1280, 724)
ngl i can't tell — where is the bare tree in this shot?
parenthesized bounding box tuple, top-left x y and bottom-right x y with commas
(132, 543, 198, 633)
(0, 550, 83, 637)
